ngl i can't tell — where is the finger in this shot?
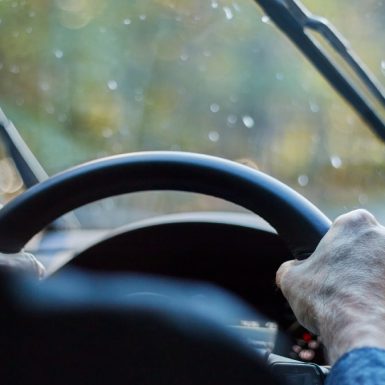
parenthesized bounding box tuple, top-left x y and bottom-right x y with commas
(276, 260, 297, 289)
(333, 209, 379, 229)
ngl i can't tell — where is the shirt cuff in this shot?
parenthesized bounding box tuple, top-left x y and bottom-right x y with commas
(326, 347, 385, 385)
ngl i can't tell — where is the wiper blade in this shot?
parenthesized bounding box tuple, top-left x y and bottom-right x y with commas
(0, 108, 80, 229)
(254, 0, 385, 141)
(0, 108, 48, 188)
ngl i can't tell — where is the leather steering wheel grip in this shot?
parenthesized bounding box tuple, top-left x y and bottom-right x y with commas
(0, 152, 331, 255)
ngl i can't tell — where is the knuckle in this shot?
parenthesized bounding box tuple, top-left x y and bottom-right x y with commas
(333, 209, 378, 229)
(276, 260, 295, 290)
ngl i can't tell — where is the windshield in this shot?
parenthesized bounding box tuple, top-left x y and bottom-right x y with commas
(0, 0, 384, 227)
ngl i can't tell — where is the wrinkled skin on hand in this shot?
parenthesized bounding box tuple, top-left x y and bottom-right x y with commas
(276, 209, 385, 363)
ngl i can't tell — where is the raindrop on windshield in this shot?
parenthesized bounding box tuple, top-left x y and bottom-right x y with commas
(261, 15, 270, 23)
(139, 15, 146, 21)
(16, 97, 24, 106)
(180, 53, 189, 61)
(9, 64, 20, 74)
(381, 60, 385, 75)
(45, 104, 55, 114)
(107, 80, 118, 91)
(211, 1, 218, 9)
(275, 72, 284, 81)
(330, 155, 342, 169)
(208, 131, 220, 142)
(39, 81, 50, 91)
(358, 194, 368, 205)
(309, 101, 320, 113)
(227, 114, 237, 124)
(223, 7, 233, 20)
(242, 115, 254, 128)
(25, 27, 33, 34)
(102, 128, 113, 138)
(58, 113, 67, 123)
(297, 175, 309, 187)
(54, 49, 64, 59)
(210, 103, 220, 113)
(232, 3, 241, 12)
(123, 18, 131, 25)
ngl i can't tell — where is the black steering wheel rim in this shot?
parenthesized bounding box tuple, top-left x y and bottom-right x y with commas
(0, 151, 331, 256)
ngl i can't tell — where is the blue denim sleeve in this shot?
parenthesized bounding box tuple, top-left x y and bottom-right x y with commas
(326, 348, 385, 385)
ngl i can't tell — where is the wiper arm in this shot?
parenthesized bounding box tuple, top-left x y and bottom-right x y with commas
(254, 0, 385, 141)
(0, 108, 80, 229)
(0, 108, 49, 188)
(286, 0, 385, 108)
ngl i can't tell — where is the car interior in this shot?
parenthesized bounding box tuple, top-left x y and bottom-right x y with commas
(0, 0, 384, 383)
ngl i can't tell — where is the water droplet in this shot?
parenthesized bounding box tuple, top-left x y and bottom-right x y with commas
(203, 50, 211, 57)
(107, 80, 118, 91)
(208, 131, 220, 142)
(58, 113, 67, 123)
(242, 115, 254, 128)
(211, 1, 218, 9)
(223, 7, 233, 20)
(180, 53, 189, 61)
(25, 26, 33, 34)
(275, 72, 284, 81)
(381, 60, 385, 75)
(227, 114, 237, 124)
(45, 104, 55, 114)
(358, 194, 368, 205)
(102, 128, 113, 138)
(29, 11, 36, 18)
(232, 2, 241, 12)
(99, 27, 107, 33)
(309, 101, 320, 113)
(210, 103, 220, 113)
(10, 64, 20, 74)
(346, 115, 355, 126)
(139, 14, 146, 21)
(330, 155, 342, 169)
(261, 15, 270, 23)
(16, 97, 24, 106)
(54, 49, 63, 59)
(123, 18, 131, 25)
(297, 175, 309, 187)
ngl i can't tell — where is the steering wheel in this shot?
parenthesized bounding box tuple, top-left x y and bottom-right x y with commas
(0, 151, 330, 258)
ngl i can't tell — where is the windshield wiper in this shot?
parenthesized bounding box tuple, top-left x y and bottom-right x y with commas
(0, 108, 80, 229)
(254, 0, 385, 142)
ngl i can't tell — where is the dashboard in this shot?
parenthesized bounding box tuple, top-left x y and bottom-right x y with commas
(38, 212, 327, 366)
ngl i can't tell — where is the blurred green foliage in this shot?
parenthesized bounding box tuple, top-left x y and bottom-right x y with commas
(0, 0, 384, 222)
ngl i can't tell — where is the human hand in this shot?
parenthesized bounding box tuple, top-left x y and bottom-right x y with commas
(276, 209, 385, 363)
(0, 251, 45, 279)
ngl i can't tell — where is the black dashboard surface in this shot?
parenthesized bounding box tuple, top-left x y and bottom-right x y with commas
(68, 213, 293, 326)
